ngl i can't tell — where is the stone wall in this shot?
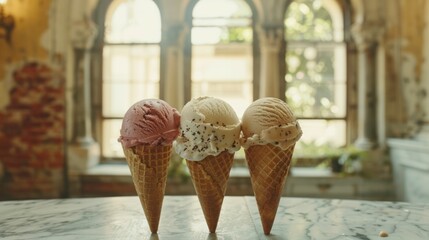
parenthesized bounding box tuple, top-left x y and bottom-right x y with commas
(0, 0, 59, 200)
(384, 0, 429, 139)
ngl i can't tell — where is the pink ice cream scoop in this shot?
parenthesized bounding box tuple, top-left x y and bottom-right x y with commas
(118, 99, 181, 147)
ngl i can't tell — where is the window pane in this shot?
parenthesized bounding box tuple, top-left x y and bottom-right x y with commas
(285, 0, 346, 151)
(193, 0, 251, 19)
(103, 45, 160, 117)
(102, 119, 124, 158)
(285, 44, 346, 118)
(193, 18, 252, 27)
(192, 27, 224, 45)
(285, 0, 335, 41)
(192, 44, 252, 118)
(295, 119, 346, 151)
(192, 0, 253, 118)
(102, 0, 161, 159)
(192, 27, 252, 44)
(105, 0, 161, 43)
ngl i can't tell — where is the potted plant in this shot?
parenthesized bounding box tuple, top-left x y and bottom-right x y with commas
(293, 141, 365, 174)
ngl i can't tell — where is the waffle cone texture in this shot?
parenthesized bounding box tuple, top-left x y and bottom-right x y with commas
(123, 144, 172, 233)
(186, 151, 235, 233)
(245, 144, 295, 235)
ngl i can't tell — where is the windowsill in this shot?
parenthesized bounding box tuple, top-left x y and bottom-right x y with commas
(85, 163, 251, 177)
(77, 163, 394, 200)
(86, 164, 130, 176)
(85, 163, 337, 178)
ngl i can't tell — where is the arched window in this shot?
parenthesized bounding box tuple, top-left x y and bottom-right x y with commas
(102, 0, 161, 158)
(284, 0, 346, 148)
(191, 0, 253, 118)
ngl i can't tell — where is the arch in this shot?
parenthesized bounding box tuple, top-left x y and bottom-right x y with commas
(253, 0, 288, 26)
(185, 0, 199, 24)
(251, 0, 264, 23)
(192, 0, 252, 18)
(284, 0, 338, 41)
(323, 0, 344, 41)
(104, 0, 161, 43)
(93, 0, 163, 46)
(92, 0, 113, 47)
(349, 0, 364, 25)
(185, 0, 257, 26)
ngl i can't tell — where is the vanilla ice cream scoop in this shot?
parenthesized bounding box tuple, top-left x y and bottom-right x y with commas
(174, 96, 241, 161)
(241, 97, 302, 150)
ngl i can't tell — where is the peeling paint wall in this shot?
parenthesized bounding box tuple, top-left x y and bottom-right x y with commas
(400, 0, 425, 77)
(420, 0, 429, 134)
(383, 0, 428, 138)
(0, 0, 50, 78)
(0, 0, 67, 200)
(0, 0, 51, 110)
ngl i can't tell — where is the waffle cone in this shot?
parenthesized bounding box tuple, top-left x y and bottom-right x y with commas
(245, 144, 295, 235)
(186, 151, 234, 233)
(123, 144, 172, 233)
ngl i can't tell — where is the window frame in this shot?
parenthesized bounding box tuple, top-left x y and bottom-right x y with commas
(88, 0, 354, 163)
(96, 0, 163, 162)
(184, 0, 258, 103)
(283, 0, 350, 150)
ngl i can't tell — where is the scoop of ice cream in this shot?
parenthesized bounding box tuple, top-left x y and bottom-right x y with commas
(118, 99, 181, 147)
(241, 97, 302, 150)
(174, 96, 241, 161)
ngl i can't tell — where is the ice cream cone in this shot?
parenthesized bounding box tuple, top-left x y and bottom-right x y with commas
(245, 144, 295, 235)
(123, 144, 172, 233)
(186, 151, 235, 233)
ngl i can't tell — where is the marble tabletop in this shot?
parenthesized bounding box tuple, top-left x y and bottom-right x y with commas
(0, 196, 428, 240)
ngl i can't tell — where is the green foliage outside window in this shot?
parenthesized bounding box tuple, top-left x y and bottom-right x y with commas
(220, 27, 252, 43)
(285, 0, 333, 41)
(285, 0, 340, 118)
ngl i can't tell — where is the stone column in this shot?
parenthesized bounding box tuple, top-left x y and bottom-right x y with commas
(162, 25, 188, 110)
(351, 24, 384, 149)
(68, 18, 100, 175)
(73, 49, 94, 144)
(257, 26, 284, 98)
